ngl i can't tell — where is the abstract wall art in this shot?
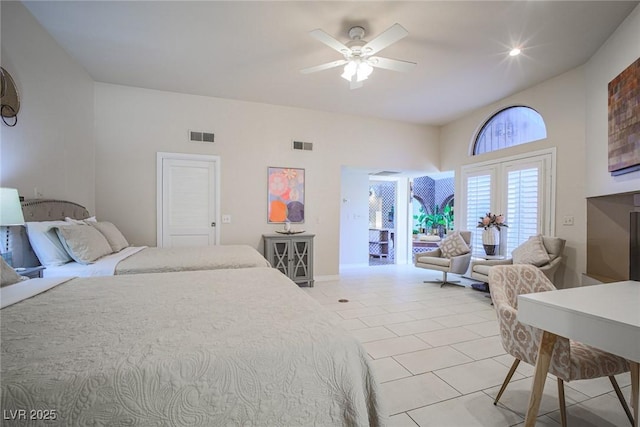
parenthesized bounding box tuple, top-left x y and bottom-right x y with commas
(267, 167, 305, 223)
(608, 56, 640, 176)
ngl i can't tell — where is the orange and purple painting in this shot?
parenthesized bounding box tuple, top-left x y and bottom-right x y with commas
(608, 57, 640, 176)
(267, 167, 305, 223)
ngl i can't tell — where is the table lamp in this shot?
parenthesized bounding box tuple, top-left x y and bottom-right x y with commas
(0, 188, 25, 266)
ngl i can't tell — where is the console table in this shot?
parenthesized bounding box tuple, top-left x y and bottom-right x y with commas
(518, 281, 639, 427)
(263, 234, 314, 287)
(15, 266, 46, 279)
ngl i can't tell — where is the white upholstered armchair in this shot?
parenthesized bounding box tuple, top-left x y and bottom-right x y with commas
(470, 234, 565, 284)
(414, 231, 472, 287)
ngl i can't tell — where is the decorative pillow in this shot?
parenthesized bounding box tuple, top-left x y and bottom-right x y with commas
(55, 225, 113, 265)
(512, 234, 551, 267)
(0, 257, 27, 287)
(439, 232, 470, 258)
(25, 221, 73, 266)
(90, 221, 129, 252)
(65, 216, 97, 225)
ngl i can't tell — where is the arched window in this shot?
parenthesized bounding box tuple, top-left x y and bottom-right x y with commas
(473, 106, 547, 155)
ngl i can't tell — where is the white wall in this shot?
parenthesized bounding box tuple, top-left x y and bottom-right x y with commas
(585, 4, 640, 197)
(339, 168, 370, 266)
(440, 68, 587, 288)
(0, 2, 95, 211)
(9, 0, 636, 282)
(94, 83, 439, 277)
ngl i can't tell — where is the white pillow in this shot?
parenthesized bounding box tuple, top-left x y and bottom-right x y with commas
(55, 225, 113, 265)
(90, 221, 129, 252)
(25, 221, 73, 266)
(0, 257, 27, 287)
(512, 234, 551, 267)
(65, 216, 97, 224)
(439, 231, 471, 258)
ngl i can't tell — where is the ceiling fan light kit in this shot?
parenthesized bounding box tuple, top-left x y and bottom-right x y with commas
(301, 23, 416, 89)
(340, 59, 373, 83)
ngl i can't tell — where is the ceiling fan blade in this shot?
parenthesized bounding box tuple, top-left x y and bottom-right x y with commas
(362, 23, 409, 56)
(369, 56, 416, 73)
(300, 59, 348, 74)
(309, 29, 350, 54)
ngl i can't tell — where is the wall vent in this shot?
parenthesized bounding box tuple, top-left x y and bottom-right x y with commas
(292, 140, 313, 151)
(189, 130, 215, 143)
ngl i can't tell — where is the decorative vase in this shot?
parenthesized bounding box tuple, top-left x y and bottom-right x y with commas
(482, 227, 500, 256)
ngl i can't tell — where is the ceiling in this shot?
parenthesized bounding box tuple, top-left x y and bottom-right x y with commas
(23, 1, 638, 126)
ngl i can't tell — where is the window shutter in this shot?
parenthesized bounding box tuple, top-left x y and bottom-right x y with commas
(506, 167, 540, 254)
(465, 174, 492, 255)
(463, 150, 553, 259)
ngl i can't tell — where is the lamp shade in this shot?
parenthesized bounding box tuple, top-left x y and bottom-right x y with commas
(0, 188, 25, 226)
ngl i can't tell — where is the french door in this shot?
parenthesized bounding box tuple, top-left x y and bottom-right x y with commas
(462, 149, 555, 257)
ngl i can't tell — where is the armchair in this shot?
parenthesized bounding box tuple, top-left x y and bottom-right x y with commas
(414, 231, 472, 287)
(470, 234, 565, 284)
(489, 264, 633, 426)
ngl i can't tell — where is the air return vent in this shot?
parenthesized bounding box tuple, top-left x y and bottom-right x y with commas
(292, 140, 313, 151)
(189, 130, 215, 143)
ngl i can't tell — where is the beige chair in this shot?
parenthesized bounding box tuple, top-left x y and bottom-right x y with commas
(489, 264, 633, 427)
(470, 235, 565, 284)
(415, 231, 472, 287)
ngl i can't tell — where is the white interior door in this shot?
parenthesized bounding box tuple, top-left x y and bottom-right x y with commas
(157, 153, 220, 247)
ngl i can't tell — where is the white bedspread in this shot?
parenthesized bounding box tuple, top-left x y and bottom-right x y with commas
(0, 277, 73, 308)
(1, 268, 385, 426)
(42, 246, 146, 277)
(114, 245, 271, 275)
(42, 245, 271, 277)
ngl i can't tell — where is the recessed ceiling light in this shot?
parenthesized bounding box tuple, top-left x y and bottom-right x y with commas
(509, 47, 522, 57)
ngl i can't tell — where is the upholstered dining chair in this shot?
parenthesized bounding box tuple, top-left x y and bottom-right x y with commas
(489, 264, 633, 427)
(470, 234, 566, 285)
(414, 231, 472, 287)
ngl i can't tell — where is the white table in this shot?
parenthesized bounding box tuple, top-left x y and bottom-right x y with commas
(518, 281, 640, 427)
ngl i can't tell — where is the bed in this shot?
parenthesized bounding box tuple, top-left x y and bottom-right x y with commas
(8, 199, 270, 277)
(0, 267, 384, 425)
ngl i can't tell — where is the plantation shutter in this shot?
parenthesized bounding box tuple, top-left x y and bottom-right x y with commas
(462, 150, 554, 258)
(465, 172, 494, 256)
(505, 165, 540, 254)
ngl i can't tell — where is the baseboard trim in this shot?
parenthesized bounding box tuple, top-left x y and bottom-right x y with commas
(315, 275, 340, 282)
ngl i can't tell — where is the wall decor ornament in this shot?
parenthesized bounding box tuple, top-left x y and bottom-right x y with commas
(267, 167, 305, 223)
(0, 67, 20, 127)
(608, 56, 640, 176)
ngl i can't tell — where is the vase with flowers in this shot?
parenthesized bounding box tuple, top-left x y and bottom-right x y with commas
(477, 213, 508, 255)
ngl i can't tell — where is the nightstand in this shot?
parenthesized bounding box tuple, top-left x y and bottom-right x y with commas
(263, 234, 314, 287)
(15, 266, 46, 279)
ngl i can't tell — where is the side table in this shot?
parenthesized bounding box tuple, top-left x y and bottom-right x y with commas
(263, 234, 314, 287)
(15, 266, 46, 279)
(475, 255, 506, 261)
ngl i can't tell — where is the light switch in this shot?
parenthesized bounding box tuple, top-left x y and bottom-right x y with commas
(222, 214, 231, 224)
(562, 216, 574, 226)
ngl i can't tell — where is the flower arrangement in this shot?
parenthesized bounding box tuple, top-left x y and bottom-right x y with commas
(477, 212, 508, 230)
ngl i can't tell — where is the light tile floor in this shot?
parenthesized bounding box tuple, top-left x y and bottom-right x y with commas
(303, 264, 633, 427)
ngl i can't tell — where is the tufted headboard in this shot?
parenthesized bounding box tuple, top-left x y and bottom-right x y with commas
(2, 199, 90, 267)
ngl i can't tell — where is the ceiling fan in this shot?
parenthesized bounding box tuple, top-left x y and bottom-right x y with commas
(301, 23, 416, 89)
